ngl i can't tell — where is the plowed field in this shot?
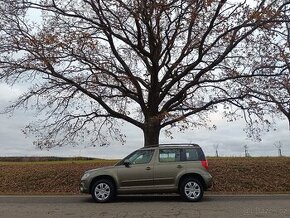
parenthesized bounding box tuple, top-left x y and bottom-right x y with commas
(0, 157, 289, 194)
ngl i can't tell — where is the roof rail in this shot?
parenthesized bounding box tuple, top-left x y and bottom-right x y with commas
(144, 143, 200, 147)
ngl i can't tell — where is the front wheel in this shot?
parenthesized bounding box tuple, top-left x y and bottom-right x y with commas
(91, 179, 115, 203)
(180, 178, 204, 202)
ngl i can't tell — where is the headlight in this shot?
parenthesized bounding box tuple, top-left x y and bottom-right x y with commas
(81, 172, 91, 180)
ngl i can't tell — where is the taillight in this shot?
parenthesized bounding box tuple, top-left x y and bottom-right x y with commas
(201, 160, 209, 170)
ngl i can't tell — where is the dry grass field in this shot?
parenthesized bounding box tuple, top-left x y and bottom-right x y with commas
(208, 157, 290, 193)
(0, 157, 289, 194)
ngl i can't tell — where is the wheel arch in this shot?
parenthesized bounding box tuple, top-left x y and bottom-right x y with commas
(89, 175, 117, 194)
(178, 173, 207, 191)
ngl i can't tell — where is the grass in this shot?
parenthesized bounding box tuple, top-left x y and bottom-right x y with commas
(0, 157, 289, 194)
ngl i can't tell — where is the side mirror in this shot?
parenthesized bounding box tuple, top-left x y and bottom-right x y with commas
(124, 159, 131, 168)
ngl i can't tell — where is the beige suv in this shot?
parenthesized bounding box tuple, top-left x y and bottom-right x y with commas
(80, 144, 212, 202)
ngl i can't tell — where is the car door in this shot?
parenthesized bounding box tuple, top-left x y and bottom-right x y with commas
(117, 149, 155, 188)
(154, 148, 183, 187)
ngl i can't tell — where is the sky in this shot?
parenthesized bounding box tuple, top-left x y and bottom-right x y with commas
(0, 1, 289, 159)
(0, 82, 289, 159)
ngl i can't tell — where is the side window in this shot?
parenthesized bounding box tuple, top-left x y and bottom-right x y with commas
(184, 148, 199, 161)
(159, 149, 181, 162)
(128, 150, 154, 165)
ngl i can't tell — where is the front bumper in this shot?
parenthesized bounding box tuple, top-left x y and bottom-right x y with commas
(80, 181, 90, 193)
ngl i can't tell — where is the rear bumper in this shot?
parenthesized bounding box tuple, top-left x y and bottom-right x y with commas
(206, 177, 213, 190)
(203, 173, 213, 191)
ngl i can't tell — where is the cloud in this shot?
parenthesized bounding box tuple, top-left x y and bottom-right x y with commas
(0, 83, 24, 102)
(0, 83, 289, 158)
(159, 114, 290, 157)
(0, 111, 289, 158)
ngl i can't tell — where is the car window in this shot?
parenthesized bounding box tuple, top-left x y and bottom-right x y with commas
(127, 150, 154, 165)
(183, 148, 199, 161)
(159, 149, 181, 162)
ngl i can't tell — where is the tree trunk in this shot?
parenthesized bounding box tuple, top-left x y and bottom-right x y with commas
(143, 121, 161, 147)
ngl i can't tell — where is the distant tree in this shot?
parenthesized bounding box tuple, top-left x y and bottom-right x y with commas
(0, 0, 288, 148)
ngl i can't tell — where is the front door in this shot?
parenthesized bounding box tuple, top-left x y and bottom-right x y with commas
(117, 149, 155, 188)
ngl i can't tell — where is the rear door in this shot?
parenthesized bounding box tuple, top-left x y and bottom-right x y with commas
(154, 148, 183, 187)
(181, 147, 202, 169)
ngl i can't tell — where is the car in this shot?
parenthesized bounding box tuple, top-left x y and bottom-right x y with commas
(80, 144, 213, 203)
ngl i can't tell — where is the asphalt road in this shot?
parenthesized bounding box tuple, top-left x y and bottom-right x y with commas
(0, 194, 289, 218)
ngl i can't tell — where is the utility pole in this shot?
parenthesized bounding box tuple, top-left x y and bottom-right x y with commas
(244, 145, 250, 157)
(274, 141, 283, 157)
(213, 144, 219, 157)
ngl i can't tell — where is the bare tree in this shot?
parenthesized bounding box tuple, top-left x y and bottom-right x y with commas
(0, 0, 288, 148)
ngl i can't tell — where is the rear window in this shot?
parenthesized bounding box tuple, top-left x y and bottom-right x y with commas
(159, 149, 181, 162)
(184, 148, 199, 161)
(183, 148, 206, 161)
(158, 147, 206, 162)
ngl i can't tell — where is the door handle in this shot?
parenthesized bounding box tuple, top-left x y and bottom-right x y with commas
(177, 165, 182, 169)
(145, 166, 151, 170)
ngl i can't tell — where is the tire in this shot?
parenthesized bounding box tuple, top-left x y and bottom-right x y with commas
(180, 178, 204, 202)
(91, 179, 116, 203)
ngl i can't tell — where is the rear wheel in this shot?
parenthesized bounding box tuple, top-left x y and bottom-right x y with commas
(91, 179, 115, 203)
(180, 178, 204, 202)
